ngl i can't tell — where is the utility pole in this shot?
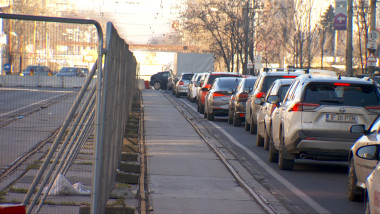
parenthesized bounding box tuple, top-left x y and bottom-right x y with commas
(346, 0, 353, 77)
(368, 0, 377, 78)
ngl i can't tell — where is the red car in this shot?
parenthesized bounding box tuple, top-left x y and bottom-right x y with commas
(197, 72, 240, 114)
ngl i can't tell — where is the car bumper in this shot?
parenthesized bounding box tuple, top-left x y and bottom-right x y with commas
(177, 85, 188, 94)
(285, 131, 356, 160)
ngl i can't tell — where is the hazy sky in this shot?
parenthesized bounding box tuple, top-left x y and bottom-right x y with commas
(76, 0, 183, 44)
(76, 0, 335, 45)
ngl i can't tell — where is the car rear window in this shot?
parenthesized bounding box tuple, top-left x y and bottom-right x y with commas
(182, 74, 194, 80)
(207, 74, 239, 84)
(217, 79, 240, 89)
(258, 76, 292, 92)
(303, 83, 380, 107)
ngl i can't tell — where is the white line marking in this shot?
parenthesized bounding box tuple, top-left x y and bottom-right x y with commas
(179, 98, 331, 214)
(0, 93, 67, 117)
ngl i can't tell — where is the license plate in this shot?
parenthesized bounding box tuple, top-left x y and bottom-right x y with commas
(325, 114, 357, 123)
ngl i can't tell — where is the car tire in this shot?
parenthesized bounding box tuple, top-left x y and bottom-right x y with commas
(249, 114, 257, 134)
(203, 106, 207, 118)
(256, 132, 264, 146)
(244, 116, 250, 131)
(175, 91, 180, 98)
(233, 112, 241, 127)
(199, 103, 204, 114)
(263, 126, 270, 150)
(153, 81, 161, 90)
(347, 158, 364, 201)
(172, 88, 175, 95)
(268, 139, 278, 162)
(228, 108, 233, 124)
(365, 192, 370, 214)
(207, 109, 214, 121)
(278, 131, 294, 170)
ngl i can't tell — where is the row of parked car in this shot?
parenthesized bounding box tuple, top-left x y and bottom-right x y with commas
(162, 69, 380, 213)
(19, 65, 89, 77)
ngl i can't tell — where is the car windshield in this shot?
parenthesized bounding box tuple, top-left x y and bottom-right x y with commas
(303, 83, 380, 107)
(182, 74, 194, 80)
(60, 68, 76, 73)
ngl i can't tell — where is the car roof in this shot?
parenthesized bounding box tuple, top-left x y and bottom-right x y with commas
(260, 71, 302, 76)
(297, 75, 376, 85)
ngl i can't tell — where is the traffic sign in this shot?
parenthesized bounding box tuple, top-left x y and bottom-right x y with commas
(367, 53, 377, 63)
(368, 31, 379, 42)
(3, 63, 10, 72)
(254, 62, 263, 70)
(368, 61, 377, 67)
(367, 42, 377, 50)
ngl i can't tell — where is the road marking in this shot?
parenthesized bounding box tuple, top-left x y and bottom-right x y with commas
(180, 99, 331, 214)
(0, 93, 67, 117)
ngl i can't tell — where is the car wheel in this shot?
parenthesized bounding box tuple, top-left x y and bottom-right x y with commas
(256, 132, 264, 147)
(233, 112, 241, 127)
(207, 109, 214, 121)
(249, 114, 257, 134)
(365, 192, 370, 214)
(203, 105, 207, 118)
(228, 108, 233, 124)
(263, 126, 270, 150)
(175, 91, 180, 98)
(278, 131, 294, 170)
(172, 88, 175, 95)
(153, 81, 161, 90)
(347, 158, 364, 201)
(199, 103, 204, 114)
(244, 115, 250, 131)
(268, 139, 278, 162)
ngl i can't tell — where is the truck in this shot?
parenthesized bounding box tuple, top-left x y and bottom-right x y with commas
(167, 52, 214, 90)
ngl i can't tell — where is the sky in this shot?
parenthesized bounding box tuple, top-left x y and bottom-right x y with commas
(75, 0, 335, 45)
(76, 0, 184, 44)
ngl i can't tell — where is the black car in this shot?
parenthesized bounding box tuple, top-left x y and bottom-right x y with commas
(150, 71, 170, 90)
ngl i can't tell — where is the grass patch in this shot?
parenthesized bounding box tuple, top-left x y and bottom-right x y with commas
(0, 190, 7, 202)
(78, 162, 93, 165)
(114, 183, 131, 189)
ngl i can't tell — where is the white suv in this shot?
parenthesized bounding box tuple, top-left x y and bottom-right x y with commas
(270, 75, 380, 170)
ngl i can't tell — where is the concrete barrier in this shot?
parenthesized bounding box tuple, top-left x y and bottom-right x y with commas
(0, 76, 96, 88)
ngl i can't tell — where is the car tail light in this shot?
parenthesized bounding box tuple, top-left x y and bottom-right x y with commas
(203, 84, 211, 90)
(289, 102, 320, 112)
(237, 93, 248, 102)
(239, 113, 245, 118)
(334, 83, 350, 86)
(213, 92, 226, 97)
(365, 106, 380, 113)
(283, 76, 297, 78)
(256, 92, 266, 99)
(179, 80, 184, 85)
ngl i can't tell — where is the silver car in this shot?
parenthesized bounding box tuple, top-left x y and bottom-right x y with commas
(256, 79, 293, 150)
(347, 115, 380, 201)
(204, 77, 241, 121)
(174, 73, 194, 98)
(270, 75, 380, 170)
(187, 73, 207, 103)
(365, 161, 380, 214)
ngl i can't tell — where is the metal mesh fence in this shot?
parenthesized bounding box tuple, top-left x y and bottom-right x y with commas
(0, 14, 137, 214)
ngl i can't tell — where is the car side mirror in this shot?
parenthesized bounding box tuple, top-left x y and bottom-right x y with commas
(201, 87, 209, 92)
(350, 124, 366, 134)
(254, 98, 263, 105)
(267, 95, 280, 104)
(356, 145, 378, 160)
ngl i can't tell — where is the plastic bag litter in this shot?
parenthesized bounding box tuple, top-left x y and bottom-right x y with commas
(43, 174, 91, 196)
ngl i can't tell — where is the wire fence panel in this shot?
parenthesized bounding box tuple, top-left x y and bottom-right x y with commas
(92, 22, 137, 214)
(0, 14, 137, 214)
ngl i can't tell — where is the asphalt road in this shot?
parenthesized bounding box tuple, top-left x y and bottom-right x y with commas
(167, 91, 363, 214)
(0, 87, 78, 172)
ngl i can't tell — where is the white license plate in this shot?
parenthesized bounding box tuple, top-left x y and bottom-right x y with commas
(325, 114, 357, 123)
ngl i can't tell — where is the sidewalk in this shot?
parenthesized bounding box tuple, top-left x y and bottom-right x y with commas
(143, 90, 264, 214)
